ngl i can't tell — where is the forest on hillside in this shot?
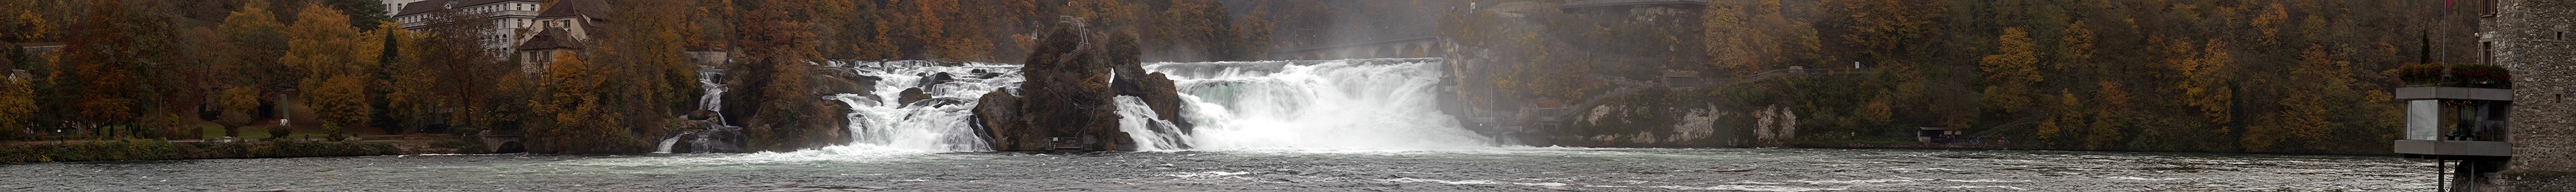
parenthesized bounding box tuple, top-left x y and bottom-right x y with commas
(1448, 0, 2485, 154)
(0, 0, 2497, 154)
(0, 0, 1353, 154)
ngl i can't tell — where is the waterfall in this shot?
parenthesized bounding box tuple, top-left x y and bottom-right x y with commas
(1117, 96, 1189, 151)
(826, 61, 1020, 152)
(1146, 58, 1495, 150)
(811, 58, 1493, 153)
(659, 68, 743, 154)
(698, 69, 728, 113)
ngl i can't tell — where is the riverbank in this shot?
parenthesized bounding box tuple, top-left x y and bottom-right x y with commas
(0, 139, 453, 164)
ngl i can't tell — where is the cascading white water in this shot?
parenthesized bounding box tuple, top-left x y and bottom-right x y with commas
(660, 68, 735, 154)
(698, 70, 728, 113)
(1144, 58, 1496, 150)
(1116, 96, 1189, 151)
(825, 61, 1021, 152)
(809, 58, 1492, 153)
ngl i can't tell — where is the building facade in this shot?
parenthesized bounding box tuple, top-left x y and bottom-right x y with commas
(2489, 0, 2576, 191)
(379, 0, 427, 17)
(392, 0, 545, 58)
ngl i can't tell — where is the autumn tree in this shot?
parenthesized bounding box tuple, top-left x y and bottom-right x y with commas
(220, 0, 291, 95)
(0, 3, 48, 44)
(281, 3, 376, 83)
(1229, 7, 1276, 60)
(1158, 0, 1230, 61)
(1824, 0, 1950, 58)
(629, 0, 700, 108)
(532, 52, 631, 153)
(1701, 1, 1755, 72)
(2171, 38, 2234, 132)
(1981, 28, 2043, 113)
(1703, 0, 1817, 75)
(310, 75, 369, 138)
(282, 3, 381, 137)
(216, 88, 261, 138)
(2245, 45, 2347, 152)
(403, 1, 509, 134)
(54, 0, 162, 138)
(2033, 90, 2081, 148)
(0, 77, 29, 141)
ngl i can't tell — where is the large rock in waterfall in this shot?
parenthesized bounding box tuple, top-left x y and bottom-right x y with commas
(720, 57, 858, 152)
(970, 24, 1171, 152)
(1106, 33, 1194, 137)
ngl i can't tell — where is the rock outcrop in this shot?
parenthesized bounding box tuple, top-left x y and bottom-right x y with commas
(1109, 45, 1194, 136)
(970, 24, 1169, 152)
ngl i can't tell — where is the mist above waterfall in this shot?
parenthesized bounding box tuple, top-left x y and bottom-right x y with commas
(1148, 58, 1495, 150)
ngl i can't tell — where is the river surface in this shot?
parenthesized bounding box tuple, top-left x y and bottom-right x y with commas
(0, 147, 2433, 191)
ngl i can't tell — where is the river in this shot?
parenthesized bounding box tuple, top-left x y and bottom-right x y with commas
(0, 147, 2431, 191)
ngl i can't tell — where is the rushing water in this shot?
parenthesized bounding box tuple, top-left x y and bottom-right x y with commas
(1146, 58, 1496, 150)
(830, 61, 1023, 152)
(816, 58, 1492, 152)
(0, 148, 2435, 191)
(0, 59, 2440, 191)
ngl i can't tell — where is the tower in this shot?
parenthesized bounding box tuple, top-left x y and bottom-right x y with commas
(2486, 0, 2576, 190)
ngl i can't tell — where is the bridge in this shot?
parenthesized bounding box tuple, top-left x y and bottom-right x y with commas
(1558, 0, 1710, 12)
(1267, 36, 1445, 61)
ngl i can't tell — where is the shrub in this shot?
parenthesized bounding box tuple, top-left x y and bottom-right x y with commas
(2398, 63, 2513, 88)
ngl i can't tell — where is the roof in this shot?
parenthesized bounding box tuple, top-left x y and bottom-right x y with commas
(514, 28, 582, 50)
(395, 0, 541, 17)
(1560, 0, 1710, 10)
(536, 0, 609, 19)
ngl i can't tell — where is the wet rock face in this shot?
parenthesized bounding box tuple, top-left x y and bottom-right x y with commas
(898, 88, 932, 104)
(811, 68, 879, 97)
(1115, 70, 1194, 135)
(971, 90, 1039, 151)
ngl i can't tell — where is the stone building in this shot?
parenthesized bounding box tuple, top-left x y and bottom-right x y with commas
(378, 0, 427, 17)
(510, 0, 606, 74)
(393, 0, 545, 57)
(2488, 0, 2576, 191)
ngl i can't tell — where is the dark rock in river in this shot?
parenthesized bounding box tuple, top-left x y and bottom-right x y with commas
(920, 72, 957, 89)
(811, 68, 878, 96)
(898, 88, 931, 105)
(969, 24, 1156, 152)
(971, 90, 1039, 151)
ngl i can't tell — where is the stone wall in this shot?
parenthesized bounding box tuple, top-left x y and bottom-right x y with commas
(2491, 0, 2576, 190)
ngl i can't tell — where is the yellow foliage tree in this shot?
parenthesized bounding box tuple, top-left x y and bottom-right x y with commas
(1980, 28, 2043, 113)
(281, 3, 379, 86)
(532, 51, 627, 153)
(2170, 38, 2233, 132)
(215, 87, 263, 138)
(281, 3, 381, 138)
(310, 75, 370, 138)
(0, 78, 30, 141)
(2084, 81, 2129, 150)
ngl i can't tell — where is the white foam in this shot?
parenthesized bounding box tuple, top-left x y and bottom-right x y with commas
(1584, 184, 1848, 191)
(1166, 172, 1255, 178)
(1941, 186, 2029, 190)
(1153, 60, 1498, 150)
(1785, 179, 1917, 184)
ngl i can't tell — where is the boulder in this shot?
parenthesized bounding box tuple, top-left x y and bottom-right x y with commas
(971, 90, 1039, 151)
(968, 24, 1142, 152)
(918, 72, 957, 90)
(898, 88, 932, 105)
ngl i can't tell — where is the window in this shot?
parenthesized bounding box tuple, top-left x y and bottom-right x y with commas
(2484, 0, 2497, 16)
(2482, 42, 2493, 64)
